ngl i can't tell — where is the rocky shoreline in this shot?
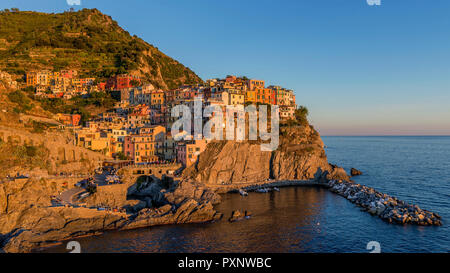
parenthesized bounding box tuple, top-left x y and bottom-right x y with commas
(1, 175, 443, 253)
(227, 177, 443, 226)
(327, 179, 442, 226)
(0, 124, 443, 252)
(0, 179, 223, 253)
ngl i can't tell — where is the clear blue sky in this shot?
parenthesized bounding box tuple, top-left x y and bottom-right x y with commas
(2, 0, 449, 135)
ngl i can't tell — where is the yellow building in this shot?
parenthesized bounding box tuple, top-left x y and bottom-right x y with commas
(27, 71, 49, 86)
(26, 72, 37, 86)
(230, 92, 244, 105)
(245, 90, 256, 104)
(133, 135, 156, 163)
(151, 91, 165, 106)
(125, 125, 166, 163)
(219, 89, 245, 105)
(91, 138, 110, 152)
(75, 130, 101, 149)
(71, 78, 81, 87)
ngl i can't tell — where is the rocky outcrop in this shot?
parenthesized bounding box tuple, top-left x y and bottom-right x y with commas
(351, 168, 363, 177)
(0, 125, 107, 177)
(0, 179, 51, 214)
(84, 183, 129, 208)
(327, 180, 442, 226)
(183, 125, 349, 186)
(0, 206, 125, 253)
(123, 200, 222, 230)
(0, 177, 221, 252)
(164, 180, 221, 205)
(228, 210, 251, 222)
(0, 177, 82, 214)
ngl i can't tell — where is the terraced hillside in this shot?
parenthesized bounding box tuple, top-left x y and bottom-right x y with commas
(0, 8, 202, 89)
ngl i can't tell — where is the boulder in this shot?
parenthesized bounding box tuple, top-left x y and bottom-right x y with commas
(351, 168, 363, 176)
(228, 210, 251, 222)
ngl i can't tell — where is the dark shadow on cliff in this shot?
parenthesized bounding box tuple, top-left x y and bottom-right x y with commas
(124, 175, 178, 213)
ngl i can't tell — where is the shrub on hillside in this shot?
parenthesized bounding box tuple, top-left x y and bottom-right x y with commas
(7, 90, 33, 113)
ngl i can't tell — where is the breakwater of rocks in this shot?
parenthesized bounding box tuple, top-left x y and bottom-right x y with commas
(327, 180, 442, 226)
(242, 180, 323, 191)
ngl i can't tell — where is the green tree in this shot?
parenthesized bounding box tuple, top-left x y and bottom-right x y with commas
(294, 106, 309, 126)
(115, 152, 128, 160)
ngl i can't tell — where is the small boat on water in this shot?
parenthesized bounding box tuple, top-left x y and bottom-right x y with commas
(273, 187, 280, 192)
(239, 189, 248, 196)
(255, 188, 270, 193)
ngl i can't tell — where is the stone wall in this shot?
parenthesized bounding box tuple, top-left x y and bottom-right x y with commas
(0, 177, 83, 214)
(85, 183, 129, 208)
(0, 126, 107, 175)
(121, 163, 182, 179)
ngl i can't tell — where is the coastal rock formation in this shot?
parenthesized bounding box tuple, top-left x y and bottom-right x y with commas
(351, 168, 363, 177)
(123, 199, 222, 230)
(164, 180, 222, 205)
(327, 180, 442, 226)
(184, 125, 349, 186)
(0, 179, 51, 214)
(0, 177, 83, 214)
(0, 125, 107, 177)
(0, 177, 221, 253)
(0, 206, 125, 253)
(228, 210, 251, 222)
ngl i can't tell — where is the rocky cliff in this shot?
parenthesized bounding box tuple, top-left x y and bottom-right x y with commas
(0, 123, 350, 252)
(0, 176, 221, 253)
(183, 125, 349, 187)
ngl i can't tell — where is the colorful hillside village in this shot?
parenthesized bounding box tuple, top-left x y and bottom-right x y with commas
(24, 72, 298, 167)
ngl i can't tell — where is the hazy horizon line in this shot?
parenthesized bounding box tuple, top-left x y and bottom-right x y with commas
(321, 134, 450, 137)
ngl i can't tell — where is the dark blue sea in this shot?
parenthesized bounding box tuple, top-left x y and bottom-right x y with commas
(43, 136, 450, 253)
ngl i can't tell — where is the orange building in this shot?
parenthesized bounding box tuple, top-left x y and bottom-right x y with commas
(26, 72, 37, 86)
(255, 88, 272, 104)
(226, 75, 237, 83)
(245, 90, 257, 104)
(56, 114, 82, 126)
(150, 90, 165, 106)
(248, 79, 265, 91)
(26, 71, 50, 86)
(176, 139, 207, 167)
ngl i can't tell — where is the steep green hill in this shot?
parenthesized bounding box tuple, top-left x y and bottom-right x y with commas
(0, 8, 202, 89)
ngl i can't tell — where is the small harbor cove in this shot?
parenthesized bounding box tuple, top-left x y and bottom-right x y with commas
(40, 136, 450, 253)
(40, 185, 447, 253)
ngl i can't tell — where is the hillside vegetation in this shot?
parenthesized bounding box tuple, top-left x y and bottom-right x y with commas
(0, 8, 202, 89)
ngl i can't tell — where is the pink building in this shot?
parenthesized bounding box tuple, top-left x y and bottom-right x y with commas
(123, 136, 135, 160)
(176, 139, 207, 167)
(176, 143, 187, 167)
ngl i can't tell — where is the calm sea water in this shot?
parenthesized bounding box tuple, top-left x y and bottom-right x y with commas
(43, 136, 450, 253)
